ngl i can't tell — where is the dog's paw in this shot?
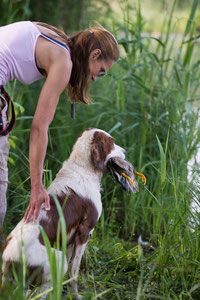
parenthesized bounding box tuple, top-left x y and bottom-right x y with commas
(74, 294, 82, 299)
(63, 283, 82, 299)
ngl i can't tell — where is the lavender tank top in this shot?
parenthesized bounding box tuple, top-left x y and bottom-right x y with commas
(0, 21, 70, 86)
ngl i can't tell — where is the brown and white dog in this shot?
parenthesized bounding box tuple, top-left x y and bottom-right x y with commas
(1, 128, 138, 298)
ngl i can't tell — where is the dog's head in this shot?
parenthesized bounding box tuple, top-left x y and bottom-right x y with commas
(70, 128, 138, 194)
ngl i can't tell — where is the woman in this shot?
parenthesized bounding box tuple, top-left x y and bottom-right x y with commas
(0, 21, 119, 248)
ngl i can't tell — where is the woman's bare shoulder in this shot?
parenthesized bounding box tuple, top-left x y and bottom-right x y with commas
(35, 36, 72, 76)
(32, 22, 64, 42)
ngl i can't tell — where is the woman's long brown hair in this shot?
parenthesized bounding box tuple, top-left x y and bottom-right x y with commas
(36, 23, 120, 104)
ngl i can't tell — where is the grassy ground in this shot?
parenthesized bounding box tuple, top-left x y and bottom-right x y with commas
(1, 0, 200, 299)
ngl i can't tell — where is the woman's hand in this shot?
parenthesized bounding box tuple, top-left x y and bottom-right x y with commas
(24, 185, 50, 223)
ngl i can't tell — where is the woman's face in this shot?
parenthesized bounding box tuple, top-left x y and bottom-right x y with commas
(89, 49, 114, 81)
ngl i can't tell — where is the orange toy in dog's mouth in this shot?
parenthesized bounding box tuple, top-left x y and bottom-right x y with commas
(122, 171, 147, 185)
(107, 157, 146, 195)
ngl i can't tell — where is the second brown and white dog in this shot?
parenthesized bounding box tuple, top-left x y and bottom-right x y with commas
(1, 128, 138, 298)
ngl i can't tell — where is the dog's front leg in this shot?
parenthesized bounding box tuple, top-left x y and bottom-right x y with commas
(68, 217, 95, 298)
(69, 242, 87, 298)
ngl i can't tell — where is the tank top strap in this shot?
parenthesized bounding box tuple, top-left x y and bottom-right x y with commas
(40, 33, 70, 56)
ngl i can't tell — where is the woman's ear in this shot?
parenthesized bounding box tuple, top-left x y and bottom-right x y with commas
(89, 49, 101, 60)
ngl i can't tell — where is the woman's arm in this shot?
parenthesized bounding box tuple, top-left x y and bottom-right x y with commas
(24, 46, 72, 223)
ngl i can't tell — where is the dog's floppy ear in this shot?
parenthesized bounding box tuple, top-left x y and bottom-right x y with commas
(91, 131, 115, 172)
(91, 143, 105, 171)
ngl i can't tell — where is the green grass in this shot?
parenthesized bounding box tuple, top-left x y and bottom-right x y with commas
(1, 0, 200, 299)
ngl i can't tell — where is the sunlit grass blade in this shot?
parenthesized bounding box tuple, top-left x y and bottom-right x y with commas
(184, 0, 199, 37)
(156, 133, 169, 189)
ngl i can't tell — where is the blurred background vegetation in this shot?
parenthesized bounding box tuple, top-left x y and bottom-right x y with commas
(0, 0, 199, 32)
(1, 0, 200, 299)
